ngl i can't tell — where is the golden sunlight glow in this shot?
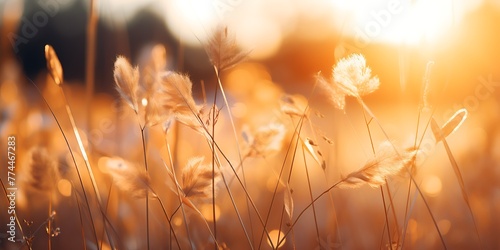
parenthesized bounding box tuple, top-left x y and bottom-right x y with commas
(422, 175, 442, 197)
(141, 97, 148, 107)
(163, 0, 218, 46)
(58, 179, 72, 197)
(233, 15, 283, 59)
(98, 156, 110, 174)
(100, 0, 156, 25)
(387, 0, 453, 44)
(200, 204, 221, 222)
(331, 0, 476, 45)
(268, 229, 286, 248)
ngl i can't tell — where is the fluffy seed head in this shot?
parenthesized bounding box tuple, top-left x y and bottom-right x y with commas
(44, 45, 64, 85)
(181, 157, 220, 201)
(158, 72, 203, 132)
(114, 56, 140, 112)
(23, 147, 59, 192)
(317, 54, 380, 110)
(205, 26, 248, 72)
(100, 157, 153, 199)
(242, 122, 287, 157)
(340, 141, 420, 188)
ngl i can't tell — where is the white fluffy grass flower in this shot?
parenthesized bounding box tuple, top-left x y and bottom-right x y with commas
(317, 54, 380, 110)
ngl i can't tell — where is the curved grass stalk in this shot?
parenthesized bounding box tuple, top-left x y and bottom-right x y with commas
(57, 85, 116, 249)
(355, 97, 447, 249)
(277, 179, 344, 246)
(213, 65, 256, 246)
(257, 111, 307, 249)
(27, 78, 100, 247)
(306, 118, 343, 247)
(163, 135, 195, 250)
(360, 108, 395, 249)
(164, 74, 273, 247)
(139, 127, 150, 250)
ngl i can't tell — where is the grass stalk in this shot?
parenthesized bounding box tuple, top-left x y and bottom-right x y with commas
(164, 134, 195, 250)
(211, 78, 219, 248)
(58, 85, 114, 249)
(355, 96, 447, 249)
(302, 145, 321, 247)
(27, 78, 100, 247)
(48, 194, 52, 250)
(72, 183, 88, 250)
(258, 103, 309, 249)
(140, 127, 150, 250)
(212, 66, 256, 245)
(440, 136, 482, 247)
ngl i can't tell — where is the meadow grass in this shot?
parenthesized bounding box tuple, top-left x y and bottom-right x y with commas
(0, 20, 490, 250)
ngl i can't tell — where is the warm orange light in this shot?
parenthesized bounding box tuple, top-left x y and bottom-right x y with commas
(330, 0, 478, 46)
(58, 179, 72, 197)
(422, 175, 442, 197)
(268, 229, 286, 248)
(200, 204, 221, 222)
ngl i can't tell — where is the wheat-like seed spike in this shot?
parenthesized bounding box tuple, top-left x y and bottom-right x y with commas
(113, 56, 140, 112)
(23, 147, 59, 192)
(44, 45, 64, 85)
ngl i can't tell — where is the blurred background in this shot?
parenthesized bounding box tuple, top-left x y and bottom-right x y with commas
(1, 0, 500, 249)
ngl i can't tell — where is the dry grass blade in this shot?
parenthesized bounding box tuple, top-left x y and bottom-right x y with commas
(303, 137, 324, 169)
(432, 115, 481, 246)
(284, 185, 294, 220)
(340, 141, 418, 188)
(432, 109, 467, 143)
(205, 26, 249, 72)
(99, 157, 154, 199)
(44, 45, 64, 85)
(114, 56, 140, 112)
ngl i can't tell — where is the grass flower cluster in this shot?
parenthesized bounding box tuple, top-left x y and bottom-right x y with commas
(0, 23, 493, 250)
